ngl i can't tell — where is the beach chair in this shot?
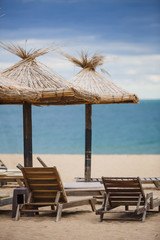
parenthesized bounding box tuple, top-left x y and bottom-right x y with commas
(96, 177, 160, 222)
(15, 167, 96, 222)
(75, 177, 160, 190)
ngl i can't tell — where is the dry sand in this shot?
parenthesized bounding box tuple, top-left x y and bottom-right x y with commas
(0, 154, 160, 240)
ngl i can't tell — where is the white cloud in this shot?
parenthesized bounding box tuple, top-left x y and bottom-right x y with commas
(125, 69, 137, 75)
(148, 75, 160, 83)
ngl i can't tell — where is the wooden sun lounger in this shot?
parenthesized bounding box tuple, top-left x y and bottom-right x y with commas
(0, 162, 24, 187)
(75, 177, 160, 189)
(0, 194, 13, 206)
(0, 174, 24, 187)
(15, 167, 96, 222)
(96, 177, 160, 222)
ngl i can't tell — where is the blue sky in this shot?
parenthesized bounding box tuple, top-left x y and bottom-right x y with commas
(0, 0, 160, 99)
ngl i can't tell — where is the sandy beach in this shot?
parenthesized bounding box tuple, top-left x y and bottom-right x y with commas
(0, 154, 160, 240)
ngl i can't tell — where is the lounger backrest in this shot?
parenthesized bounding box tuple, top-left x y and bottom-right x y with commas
(0, 160, 7, 170)
(102, 177, 145, 207)
(21, 167, 68, 203)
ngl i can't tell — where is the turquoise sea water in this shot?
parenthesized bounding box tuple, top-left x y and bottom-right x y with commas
(0, 100, 160, 154)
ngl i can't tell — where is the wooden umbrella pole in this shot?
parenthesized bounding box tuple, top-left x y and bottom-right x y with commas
(85, 104, 92, 182)
(23, 102, 33, 167)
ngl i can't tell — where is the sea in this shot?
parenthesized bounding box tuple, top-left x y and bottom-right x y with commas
(0, 100, 160, 154)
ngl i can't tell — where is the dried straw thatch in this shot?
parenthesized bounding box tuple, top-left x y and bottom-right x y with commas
(64, 51, 139, 104)
(0, 42, 99, 105)
(0, 73, 41, 104)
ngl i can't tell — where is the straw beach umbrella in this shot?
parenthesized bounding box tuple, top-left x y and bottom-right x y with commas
(0, 42, 99, 105)
(0, 42, 99, 167)
(0, 73, 46, 104)
(64, 51, 139, 181)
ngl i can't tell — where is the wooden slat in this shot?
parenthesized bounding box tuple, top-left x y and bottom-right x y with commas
(27, 177, 57, 180)
(110, 192, 141, 196)
(24, 168, 56, 173)
(110, 197, 145, 202)
(33, 197, 64, 203)
(106, 188, 141, 192)
(30, 186, 59, 191)
(26, 174, 57, 179)
(24, 202, 56, 206)
(32, 190, 59, 193)
(30, 183, 58, 187)
(22, 210, 56, 212)
(26, 172, 56, 175)
(104, 183, 140, 188)
(97, 210, 135, 214)
(103, 180, 139, 184)
(26, 172, 55, 175)
(111, 202, 145, 206)
(28, 180, 58, 184)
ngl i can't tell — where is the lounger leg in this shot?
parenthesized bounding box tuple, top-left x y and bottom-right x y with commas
(142, 210, 147, 222)
(15, 204, 21, 221)
(56, 204, 63, 222)
(100, 213, 104, 222)
(142, 193, 153, 222)
(89, 199, 96, 212)
(99, 193, 108, 222)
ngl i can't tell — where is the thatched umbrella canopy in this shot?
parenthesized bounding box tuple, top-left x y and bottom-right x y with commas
(64, 51, 139, 181)
(0, 42, 99, 105)
(0, 73, 43, 104)
(64, 51, 138, 104)
(0, 42, 99, 167)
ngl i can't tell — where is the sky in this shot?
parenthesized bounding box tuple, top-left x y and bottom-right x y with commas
(0, 0, 160, 99)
